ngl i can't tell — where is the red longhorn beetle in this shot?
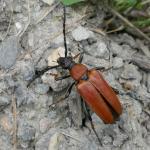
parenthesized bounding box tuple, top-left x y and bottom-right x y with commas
(28, 6, 122, 142)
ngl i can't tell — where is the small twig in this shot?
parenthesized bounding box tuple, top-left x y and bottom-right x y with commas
(106, 25, 124, 34)
(18, 0, 30, 37)
(109, 7, 150, 43)
(89, 28, 106, 36)
(2, 12, 13, 40)
(60, 131, 83, 143)
(105, 17, 115, 26)
(12, 92, 17, 150)
(1, 1, 13, 41)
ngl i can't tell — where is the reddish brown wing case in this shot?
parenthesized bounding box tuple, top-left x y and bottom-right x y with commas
(77, 69, 122, 124)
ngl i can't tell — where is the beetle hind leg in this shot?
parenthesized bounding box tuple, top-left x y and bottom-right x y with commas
(80, 98, 91, 132)
(93, 66, 113, 72)
(80, 98, 102, 146)
(49, 82, 75, 107)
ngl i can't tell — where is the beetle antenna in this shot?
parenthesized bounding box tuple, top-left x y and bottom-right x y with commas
(63, 6, 67, 57)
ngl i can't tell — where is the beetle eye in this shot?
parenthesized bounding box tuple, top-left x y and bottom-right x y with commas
(57, 58, 60, 63)
(57, 57, 63, 64)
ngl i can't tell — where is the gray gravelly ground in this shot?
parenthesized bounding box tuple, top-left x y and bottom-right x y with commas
(0, 1, 150, 150)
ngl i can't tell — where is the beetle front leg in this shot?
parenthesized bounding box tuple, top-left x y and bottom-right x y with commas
(78, 52, 84, 63)
(93, 66, 113, 72)
(55, 74, 71, 81)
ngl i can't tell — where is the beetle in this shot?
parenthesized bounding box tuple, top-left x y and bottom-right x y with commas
(28, 6, 122, 141)
(56, 55, 122, 124)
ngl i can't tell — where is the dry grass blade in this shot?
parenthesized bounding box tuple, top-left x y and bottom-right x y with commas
(89, 28, 106, 36)
(141, 0, 150, 5)
(12, 93, 17, 150)
(2, 11, 13, 41)
(60, 131, 83, 143)
(18, 0, 30, 37)
(106, 25, 124, 34)
(109, 7, 150, 43)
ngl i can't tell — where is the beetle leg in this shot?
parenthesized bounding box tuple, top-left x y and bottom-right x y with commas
(27, 65, 59, 87)
(73, 53, 81, 59)
(78, 52, 84, 63)
(49, 73, 58, 78)
(49, 81, 75, 107)
(93, 66, 113, 72)
(94, 66, 105, 71)
(83, 101, 102, 145)
(80, 98, 91, 132)
(55, 74, 71, 81)
(72, 51, 84, 63)
(80, 98, 102, 145)
(49, 81, 76, 127)
(49, 73, 70, 81)
(80, 98, 88, 127)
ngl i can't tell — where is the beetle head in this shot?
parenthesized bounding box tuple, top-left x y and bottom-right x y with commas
(57, 56, 74, 69)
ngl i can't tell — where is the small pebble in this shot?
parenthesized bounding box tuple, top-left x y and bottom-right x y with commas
(97, 42, 108, 58)
(36, 95, 49, 108)
(42, 0, 55, 5)
(72, 26, 93, 41)
(42, 70, 70, 92)
(48, 47, 65, 66)
(0, 115, 12, 132)
(15, 84, 28, 107)
(102, 136, 112, 145)
(84, 40, 109, 59)
(110, 42, 123, 56)
(40, 117, 51, 133)
(18, 125, 36, 142)
(121, 64, 142, 80)
(0, 36, 21, 69)
(48, 132, 64, 150)
(113, 57, 123, 69)
(15, 22, 22, 31)
(0, 96, 10, 111)
(34, 83, 49, 95)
